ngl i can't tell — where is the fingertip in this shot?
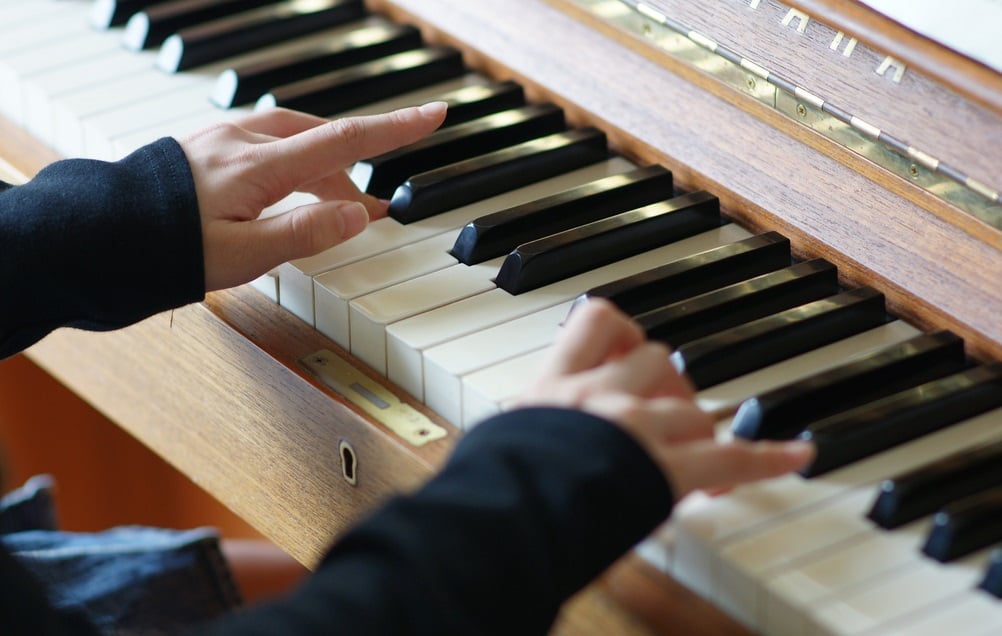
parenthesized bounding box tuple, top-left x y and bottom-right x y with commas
(784, 440, 816, 469)
(367, 198, 391, 220)
(418, 100, 448, 119)
(338, 201, 369, 240)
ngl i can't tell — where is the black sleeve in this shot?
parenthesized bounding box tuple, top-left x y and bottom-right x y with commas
(0, 137, 204, 359)
(193, 408, 675, 636)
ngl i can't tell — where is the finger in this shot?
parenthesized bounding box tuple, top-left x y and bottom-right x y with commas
(259, 199, 371, 259)
(204, 199, 370, 291)
(597, 395, 714, 445)
(648, 398, 715, 443)
(542, 299, 645, 377)
(583, 341, 694, 399)
(262, 102, 448, 190)
(664, 439, 815, 499)
(229, 107, 330, 139)
(300, 170, 388, 219)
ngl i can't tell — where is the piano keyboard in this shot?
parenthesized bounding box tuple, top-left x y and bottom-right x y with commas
(3, 2, 1000, 634)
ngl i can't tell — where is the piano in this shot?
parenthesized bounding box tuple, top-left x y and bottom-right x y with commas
(1, 0, 1000, 634)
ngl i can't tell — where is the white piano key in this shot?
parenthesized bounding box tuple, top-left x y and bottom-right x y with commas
(278, 158, 630, 324)
(865, 591, 1002, 636)
(715, 488, 877, 627)
(461, 347, 551, 429)
(764, 519, 930, 636)
(348, 258, 505, 374)
(811, 549, 995, 635)
(314, 232, 459, 349)
(110, 105, 254, 160)
(0, 1, 64, 27)
(0, 30, 121, 125)
(0, 2, 89, 55)
(386, 224, 751, 408)
(51, 60, 204, 157)
(82, 81, 224, 160)
(23, 49, 153, 145)
(249, 271, 280, 303)
(422, 301, 573, 424)
(0, 2, 98, 122)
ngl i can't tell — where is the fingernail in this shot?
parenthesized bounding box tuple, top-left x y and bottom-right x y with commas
(339, 201, 369, 239)
(785, 440, 816, 462)
(418, 101, 448, 117)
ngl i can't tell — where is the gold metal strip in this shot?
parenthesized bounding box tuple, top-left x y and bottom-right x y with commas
(300, 349, 448, 447)
(569, 0, 1002, 230)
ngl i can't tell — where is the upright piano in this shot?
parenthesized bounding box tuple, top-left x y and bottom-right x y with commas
(1, 1, 1000, 634)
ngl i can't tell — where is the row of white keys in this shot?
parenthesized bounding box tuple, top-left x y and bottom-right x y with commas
(390, 224, 752, 407)
(0, 3, 120, 125)
(670, 406, 1002, 633)
(813, 546, 1001, 635)
(855, 586, 1002, 636)
(292, 157, 628, 325)
(421, 301, 573, 426)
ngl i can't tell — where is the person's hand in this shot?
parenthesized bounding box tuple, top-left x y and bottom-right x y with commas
(518, 299, 815, 499)
(179, 103, 447, 292)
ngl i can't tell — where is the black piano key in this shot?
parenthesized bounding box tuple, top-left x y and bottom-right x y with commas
(495, 191, 722, 295)
(158, 0, 367, 72)
(572, 231, 792, 316)
(798, 363, 1002, 478)
(671, 287, 888, 390)
(388, 127, 609, 224)
(352, 104, 568, 199)
(922, 487, 1002, 563)
(91, 0, 168, 28)
(450, 165, 674, 265)
(122, 0, 281, 51)
(637, 259, 839, 348)
(211, 23, 423, 108)
(868, 438, 1002, 530)
(256, 47, 466, 115)
(980, 546, 1002, 598)
(732, 330, 968, 441)
(434, 81, 527, 128)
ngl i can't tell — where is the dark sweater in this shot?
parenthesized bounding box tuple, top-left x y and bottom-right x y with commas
(0, 139, 675, 635)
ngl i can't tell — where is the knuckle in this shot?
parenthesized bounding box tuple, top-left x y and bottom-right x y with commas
(325, 117, 367, 149)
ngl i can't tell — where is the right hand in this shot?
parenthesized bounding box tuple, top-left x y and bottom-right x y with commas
(517, 299, 815, 499)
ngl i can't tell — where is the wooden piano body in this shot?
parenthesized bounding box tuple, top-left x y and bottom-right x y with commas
(1, 0, 1000, 633)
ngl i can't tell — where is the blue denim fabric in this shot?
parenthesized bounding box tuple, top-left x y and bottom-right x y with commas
(0, 476, 242, 635)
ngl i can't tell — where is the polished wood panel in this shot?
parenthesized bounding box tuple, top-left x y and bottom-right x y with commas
(789, 0, 1002, 116)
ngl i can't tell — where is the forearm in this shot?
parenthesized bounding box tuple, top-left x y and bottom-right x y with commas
(0, 138, 204, 358)
(194, 408, 674, 636)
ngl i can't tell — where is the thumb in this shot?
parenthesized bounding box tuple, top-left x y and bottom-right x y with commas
(259, 199, 370, 261)
(205, 200, 369, 291)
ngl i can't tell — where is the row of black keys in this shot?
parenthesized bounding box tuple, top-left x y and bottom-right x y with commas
(93, 0, 1002, 595)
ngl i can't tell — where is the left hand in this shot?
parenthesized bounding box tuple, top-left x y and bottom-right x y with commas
(180, 103, 447, 292)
